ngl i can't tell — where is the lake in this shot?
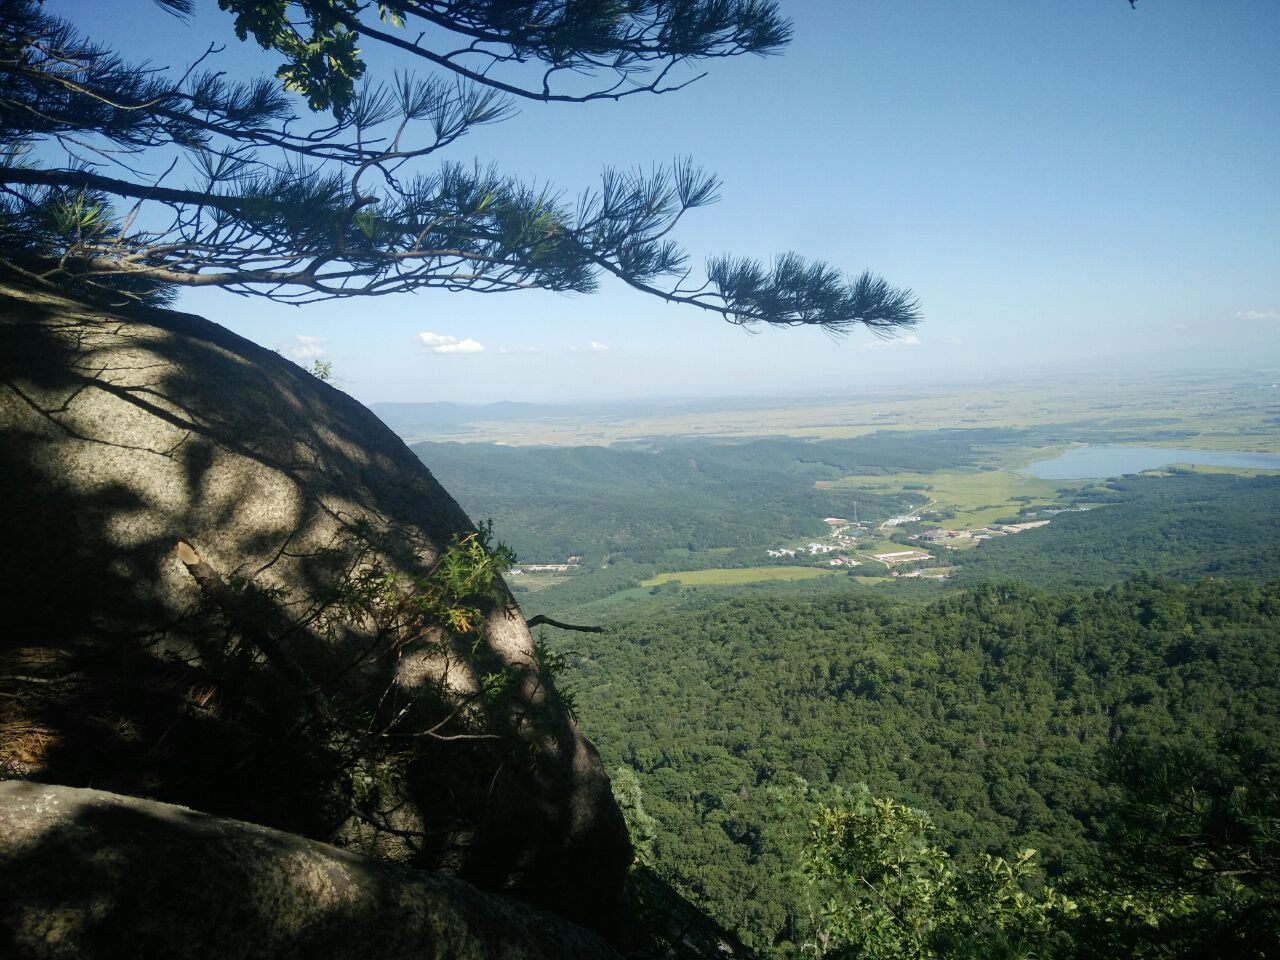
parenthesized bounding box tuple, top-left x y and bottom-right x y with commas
(1023, 445, 1280, 480)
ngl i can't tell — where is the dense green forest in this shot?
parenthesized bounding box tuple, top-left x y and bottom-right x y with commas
(417, 429, 1280, 956)
(510, 472, 1280, 627)
(957, 473, 1280, 586)
(417, 432, 1280, 594)
(412, 431, 1024, 562)
(547, 577, 1280, 957)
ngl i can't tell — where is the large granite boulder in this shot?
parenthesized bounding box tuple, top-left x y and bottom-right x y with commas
(0, 280, 629, 925)
(0, 781, 620, 959)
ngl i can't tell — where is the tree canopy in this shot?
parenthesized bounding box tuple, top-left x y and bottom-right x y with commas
(545, 575, 1280, 956)
(0, 0, 921, 334)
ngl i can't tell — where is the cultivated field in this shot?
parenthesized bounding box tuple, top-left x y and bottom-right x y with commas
(819, 466, 1076, 530)
(1167, 463, 1280, 477)
(387, 370, 1280, 451)
(642, 566, 840, 587)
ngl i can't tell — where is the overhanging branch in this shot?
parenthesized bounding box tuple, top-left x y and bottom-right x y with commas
(525, 614, 604, 634)
(2, 166, 249, 216)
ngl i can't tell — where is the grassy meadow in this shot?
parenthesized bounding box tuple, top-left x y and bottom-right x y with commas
(819, 465, 1076, 530)
(641, 566, 840, 587)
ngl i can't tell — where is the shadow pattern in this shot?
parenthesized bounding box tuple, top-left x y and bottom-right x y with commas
(0, 781, 618, 960)
(0, 278, 629, 928)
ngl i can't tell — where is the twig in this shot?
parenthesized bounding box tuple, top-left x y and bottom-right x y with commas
(525, 614, 603, 634)
(175, 539, 334, 723)
(0, 672, 86, 685)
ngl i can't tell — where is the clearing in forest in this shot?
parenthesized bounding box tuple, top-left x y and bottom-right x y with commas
(818, 467, 1075, 530)
(641, 567, 840, 587)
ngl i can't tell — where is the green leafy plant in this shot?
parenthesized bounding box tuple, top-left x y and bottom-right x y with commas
(804, 789, 1075, 959)
(409, 521, 516, 640)
(530, 635, 578, 722)
(307, 359, 334, 380)
(612, 766, 659, 867)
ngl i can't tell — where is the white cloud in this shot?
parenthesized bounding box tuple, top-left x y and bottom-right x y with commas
(285, 334, 327, 361)
(437, 339, 485, 354)
(862, 333, 920, 351)
(568, 341, 610, 353)
(1235, 310, 1280, 322)
(415, 331, 485, 354)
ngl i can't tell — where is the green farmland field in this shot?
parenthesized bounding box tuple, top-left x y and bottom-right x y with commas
(819, 465, 1076, 530)
(641, 566, 840, 587)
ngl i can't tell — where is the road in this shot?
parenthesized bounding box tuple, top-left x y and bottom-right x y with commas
(877, 497, 938, 533)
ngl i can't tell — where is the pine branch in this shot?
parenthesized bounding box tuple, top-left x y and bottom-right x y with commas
(0, 0, 923, 330)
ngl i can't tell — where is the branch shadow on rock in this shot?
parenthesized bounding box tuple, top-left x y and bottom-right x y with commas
(0, 781, 619, 960)
(0, 280, 629, 929)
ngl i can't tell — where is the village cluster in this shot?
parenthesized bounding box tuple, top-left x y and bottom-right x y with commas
(510, 507, 1089, 582)
(508, 556, 581, 575)
(764, 511, 1068, 575)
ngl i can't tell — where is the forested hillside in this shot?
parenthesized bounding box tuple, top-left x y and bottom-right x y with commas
(417, 433, 1280, 593)
(958, 472, 1280, 586)
(412, 431, 1020, 562)
(417, 429, 1280, 957)
(548, 577, 1280, 956)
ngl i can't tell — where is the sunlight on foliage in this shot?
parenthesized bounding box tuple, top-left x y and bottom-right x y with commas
(804, 790, 1075, 959)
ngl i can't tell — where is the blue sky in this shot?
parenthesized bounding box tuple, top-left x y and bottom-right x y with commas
(52, 1, 1280, 402)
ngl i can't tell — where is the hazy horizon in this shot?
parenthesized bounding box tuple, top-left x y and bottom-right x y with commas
(362, 360, 1280, 409)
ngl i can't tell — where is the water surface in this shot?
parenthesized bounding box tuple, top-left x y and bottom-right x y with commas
(1023, 445, 1280, 480)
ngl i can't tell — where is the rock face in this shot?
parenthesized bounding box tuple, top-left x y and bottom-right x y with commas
(0, 781, 620, 960)
(0, 280, 629, 924)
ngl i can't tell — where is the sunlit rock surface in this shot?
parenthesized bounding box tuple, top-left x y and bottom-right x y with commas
(0, 782, 620, 959)
(0, 280, 629, 925)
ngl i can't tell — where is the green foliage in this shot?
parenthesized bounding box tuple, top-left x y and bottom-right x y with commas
(548, 576, 1280, 954)
(613, 766, 660, 867)
(1069, 731, 1280, 957)
(1, 0, 919, 328)
(1105, 732, 1280, 895)
(347, 755, 399, 808)
(409, 520, 516, 638)
(218, 0, 366, 114)
(530, 635, 579, 722)
(216, 515, 530, 840)
(0, 162, 176, 304)
(957, 473, 1280, 587)
(307, 359, 334, 381)
(412, 430, 1016, 564)
(805, 790, 1075, 959)
(214, 0, 793, 114)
